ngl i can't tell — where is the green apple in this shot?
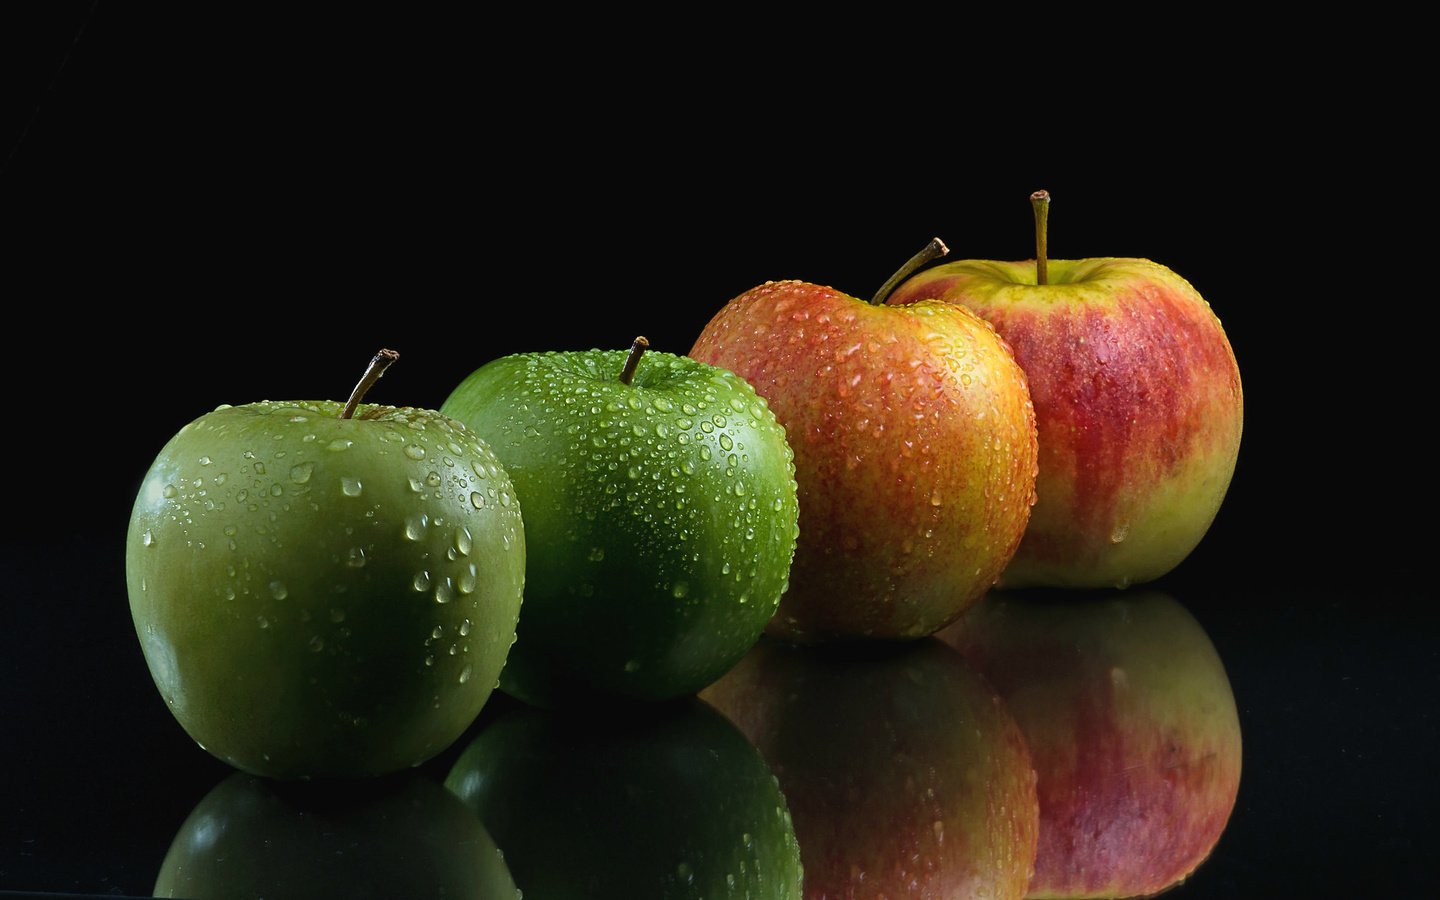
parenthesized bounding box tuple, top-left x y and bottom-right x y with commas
(690, 242, 1039, 641)
(888, 193, 1243, 589)
(154, 772, 519, 898)
(938, 590, 1242, 898)
(440, 338, 799, 706)
(443, 699, 804, 899)
(701, 637, 1039, 898)
(126, 351, 526, 779)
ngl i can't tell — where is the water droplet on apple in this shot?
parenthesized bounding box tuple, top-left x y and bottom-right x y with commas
(588, 547, 605, 562)
(346, 546, 366, 568)
(459, 565, 478, 594)
(424, 654, 435, 667)
(404, 515, 427, 541)
(198, 456, 212, 466)
(289, 462, 314, 484)
(257, 616, 270, 629)
(458, 664, 473, 684)
(431, 625, 444, 639)
(404, 445, 426, 460)
(141, 530, 155, 547)
(268, 581, 288, 600)
(469, 491, 485, 509)
(341, 477, 363, 497)
(413, 570, 432, 592)
(454, 526, 472, 556)
(327, 439, 353, 452)
(672, 581, 690, 599)
(459, 618, 471, 637)
(434, 579, 456, 604)
(269, 484, 283, 497)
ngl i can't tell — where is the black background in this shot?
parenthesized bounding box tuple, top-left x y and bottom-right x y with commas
(2, 3, 1433, 896)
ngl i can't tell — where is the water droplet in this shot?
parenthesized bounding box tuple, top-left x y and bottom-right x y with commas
(198, 456, 212, 466)
(162, 483, 178, 499)
(454, 526, 472, 556)
(459, 618, 471, 637)
(413, 570, 433, 592)
(469, 491, 486, 509)
(719, 434, 734, 451)
(434, 579, 456, 604)
(257, 615, 270, 629)
(459, 565, 478, 593)
(432, 625, 445, 639)
(289, 462, 314, 484)
(930, 489, 943, 507)
(458, 664, 473, 684)
(269, 484, 283, 497)
(341, 477, 363, 497)
(672, 581, 690, 599)
(141, 530, 155, 547)
(404, 515, 427, 541)
(404, 445, 426, 460)
(424, 654, 435, 667)
(588, 546, 606, 562)
(327, 439, 353, 452)
(269, 581, 288, 600)
(346, 546, 367, 568)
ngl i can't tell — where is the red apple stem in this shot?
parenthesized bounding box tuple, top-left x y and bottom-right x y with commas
(619, 336, 650, 386)
(870, 237, 950, 305)
(1031, 190, 1050, 285)
(340, 348, 400, 419)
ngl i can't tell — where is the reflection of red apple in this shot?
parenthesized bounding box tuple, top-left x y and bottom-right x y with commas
(702, 637, 1038, 899)
(938, 591, 1241, 898)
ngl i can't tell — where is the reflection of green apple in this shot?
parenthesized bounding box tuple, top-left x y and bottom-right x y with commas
(702, 638, 1038, 899)
(444, 699, 803, 899)
(127, 352, 526, 778)
(938, 590, 1242, 898)
(441, 339, 799, 705)
(154, 772, 517, 898)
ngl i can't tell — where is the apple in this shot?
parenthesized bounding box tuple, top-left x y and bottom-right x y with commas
(701, 637, 1039, 899)
(690, 241, 1038, 641)
(938, 590, 1242, 898)
(154, 772, 519, 898)
(888, 192, 1243, 589)
(444, 698, 804, 899)
(440, 337, 799, 706)
(126, 350, 526, 779)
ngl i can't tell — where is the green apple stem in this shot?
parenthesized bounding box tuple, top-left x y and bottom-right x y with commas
(870, 237, 950, 305)
(619, 336, 650, 386)
(340, 348, 400, 419)
(1031, 190, 1050, 285)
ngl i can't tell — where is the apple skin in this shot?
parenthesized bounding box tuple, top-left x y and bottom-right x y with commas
(126, 400, 526, 779)
(691, 280, 1037, 641)
(889, 259, 1242, 589)
(701, 637, 1039, 899)
(441, 347, 799, 706)
(444, 698, 804, 899)
(153, 772, 518, 898)
(938, 590, 1242, 898)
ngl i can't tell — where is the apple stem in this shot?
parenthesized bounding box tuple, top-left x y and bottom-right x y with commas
(1031, 190, 1050, 285)
(619, 336, 650, 386)
(870, 237, 950, 305)
(340, 349, 400, 419)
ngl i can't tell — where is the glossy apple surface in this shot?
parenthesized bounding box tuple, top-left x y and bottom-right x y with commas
(891, 251, 1241, 589)
(126, 400, 526, 778)
(441, 344, 798, 705)
(939, 590, 1242, 898)
(154, 772, 517, 898)
(444, 698, 804, 899)
(702, 637, 1038, 898)
(691, 274, 1037, 641)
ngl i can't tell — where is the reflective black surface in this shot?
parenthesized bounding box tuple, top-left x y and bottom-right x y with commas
(3, 6, 1428, 897)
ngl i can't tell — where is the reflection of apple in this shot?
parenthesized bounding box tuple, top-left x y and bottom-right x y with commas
(889, 193, 1242, 589)
(938, 590, 1242, 898)
(126, 351, 526, 778)
(154, 772, 517, 898)
(444, 698, 803, 899)
(441, 338, 799, 705)
(691, 242, 1038, 641)
(702, 637, 1038, 899)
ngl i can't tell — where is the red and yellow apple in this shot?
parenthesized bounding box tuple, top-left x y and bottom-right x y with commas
(938, 590, 1242, 898)
(702, 637, 1039, 899)
(889, 193, 1242, 589)
(691, 242, 1038, 640)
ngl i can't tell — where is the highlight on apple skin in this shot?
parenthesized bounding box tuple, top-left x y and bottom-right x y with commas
(938, 590, 1242, 898)
(702, 637, 1039, 899)
(691, 249, 1038, 641)
(889, 196, 1241, 590)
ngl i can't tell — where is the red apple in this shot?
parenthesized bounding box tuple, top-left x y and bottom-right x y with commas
(702, 637, 1039, 899)
(888, 193, 1242, 589)
(691, 241, 1038, 640)
(938, 590, 1242, 898)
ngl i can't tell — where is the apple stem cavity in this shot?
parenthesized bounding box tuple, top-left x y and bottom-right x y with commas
(619, 336, 650, 386)
(340, 348, 400, 419)
(871, 237, 950, 305)
(1031, 189, 1050, 285)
